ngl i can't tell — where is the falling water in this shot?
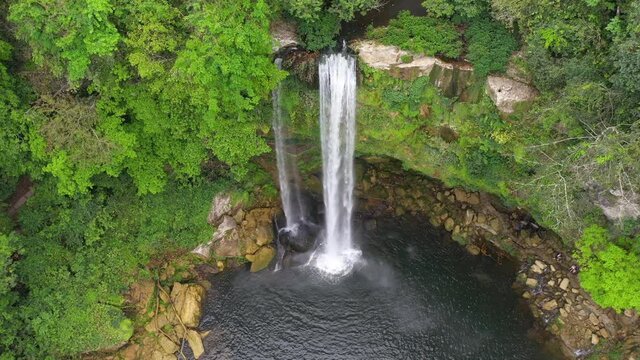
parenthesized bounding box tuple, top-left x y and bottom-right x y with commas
(314, 52, 361, 276)
(273, 58, 305, 228)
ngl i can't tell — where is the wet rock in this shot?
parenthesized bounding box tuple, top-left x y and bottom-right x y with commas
(559, 278, 570, 291)
(186, 329, 205, 359)
(526, 278, 538, 287)
(466, 244, 481, 256)
(255, 225, 274, 246)
(246, 246, 276, 272)
(444, 218, 455, 231)
(170, 283, 205, 328)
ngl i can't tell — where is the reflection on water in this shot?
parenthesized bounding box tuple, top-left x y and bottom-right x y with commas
(196, 218, 562, 360)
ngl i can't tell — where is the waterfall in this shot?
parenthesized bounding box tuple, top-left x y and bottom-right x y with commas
(273, 58, 305, 228)
(313, 52, 361, 276)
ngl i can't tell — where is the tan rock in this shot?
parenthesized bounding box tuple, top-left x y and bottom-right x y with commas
(486, 76, 537, 114)
(598, 328, 609, 339)
(489, 218, 502, 233)
(560, 308, 568, 318)
(444, 218, 455, 232)
(526, 278, 538, 287)
(255, 225, 274, 246)
(145, 311, 176, 333)
(158, 335, 179, 354)
(559, 278, 570, 291)
(248, 246, 276, 272)
(534, 260, 547, 270)
(591, 333, 599, 345)
(589, 313, 600, 326)
(186, 329, 205, 359)
(530, 264, 543, 274)
(542, 299, 558, 311)
(522, 291, 531, 299)
(129, 280, 156, 316)
(467, 193, 480, 205)
(170, 283, 205, 328)
(466, 244, 481, 256)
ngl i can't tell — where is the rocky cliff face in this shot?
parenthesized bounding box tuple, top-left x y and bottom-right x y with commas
(351, 39, 537, 114)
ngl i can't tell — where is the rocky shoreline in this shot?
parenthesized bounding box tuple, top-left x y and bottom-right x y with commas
(350, 157, 640, 359)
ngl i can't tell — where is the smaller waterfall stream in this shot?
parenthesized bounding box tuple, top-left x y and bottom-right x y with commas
(273, 58, 305, 228)
(313, 52, 361, 276)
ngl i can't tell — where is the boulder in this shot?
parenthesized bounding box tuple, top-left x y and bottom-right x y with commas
(170, 283, 206, 328)
(444, 218, 455, 232)
(211, 216, 241, 257)
(542, 299, 558, 311)
(246, 246, 276, 272)
(186, 330, 205, 359)
(486, 76, 537, 114)
(255, 225, 274, 246)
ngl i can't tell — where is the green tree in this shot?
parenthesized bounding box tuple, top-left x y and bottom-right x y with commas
(9, 0, 120, 82)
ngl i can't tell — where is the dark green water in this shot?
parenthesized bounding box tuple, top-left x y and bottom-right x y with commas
(197, 218, 562, 359)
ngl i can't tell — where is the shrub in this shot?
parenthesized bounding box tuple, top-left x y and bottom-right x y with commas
(298, 13, 341, 51)
(465, 19, 518, 77)
(575, 225, 640, 311)
(367, 11, 463, 59)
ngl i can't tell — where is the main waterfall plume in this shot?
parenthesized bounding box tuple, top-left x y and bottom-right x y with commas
(313, 52, 361, 276)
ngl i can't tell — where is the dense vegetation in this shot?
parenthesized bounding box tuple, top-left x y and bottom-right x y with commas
(1, 0, 640, 357)
(284, 0, 640, 315)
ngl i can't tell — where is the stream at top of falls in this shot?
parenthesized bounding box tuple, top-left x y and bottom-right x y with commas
(195, 217, 563, 360)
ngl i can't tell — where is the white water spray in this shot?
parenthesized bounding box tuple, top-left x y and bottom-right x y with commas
(313, 52, 361, 276)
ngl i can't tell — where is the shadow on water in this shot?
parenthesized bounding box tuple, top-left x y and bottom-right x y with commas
(194, 217, 564, 360)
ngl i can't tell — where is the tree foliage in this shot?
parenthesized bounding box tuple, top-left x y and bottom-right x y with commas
(366, 11, 463, 58)
(575, 225, 640, 310)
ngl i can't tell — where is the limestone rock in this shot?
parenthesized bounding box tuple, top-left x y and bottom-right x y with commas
(191, 241, 213, 259)
(186, 329, 205, 359)
(589, 313, 600, 326)
(271, 20, 298, 51)
(526, 278, 538, 287)
(170, 283, 205, 328)
(158, 335, 179, 354)
(255, 224, 274, 246)
(591, 333, 599, 345)
(559, 278, 570, 291)
(208, 192, 235, 226)
(534, 260, 547, 270)
(542, 299, 558, 311)
(466, 244, 481, 256)
(211, 216, 240, 257)
(246, 246, 276, 272)
(351, 40, 474, 97)
(486, 76, 537, 114)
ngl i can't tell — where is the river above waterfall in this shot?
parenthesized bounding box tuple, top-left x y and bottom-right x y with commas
(197, 217, 562, 360)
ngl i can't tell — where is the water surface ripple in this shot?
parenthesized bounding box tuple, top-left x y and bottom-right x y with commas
(198, 218, 560, 360)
